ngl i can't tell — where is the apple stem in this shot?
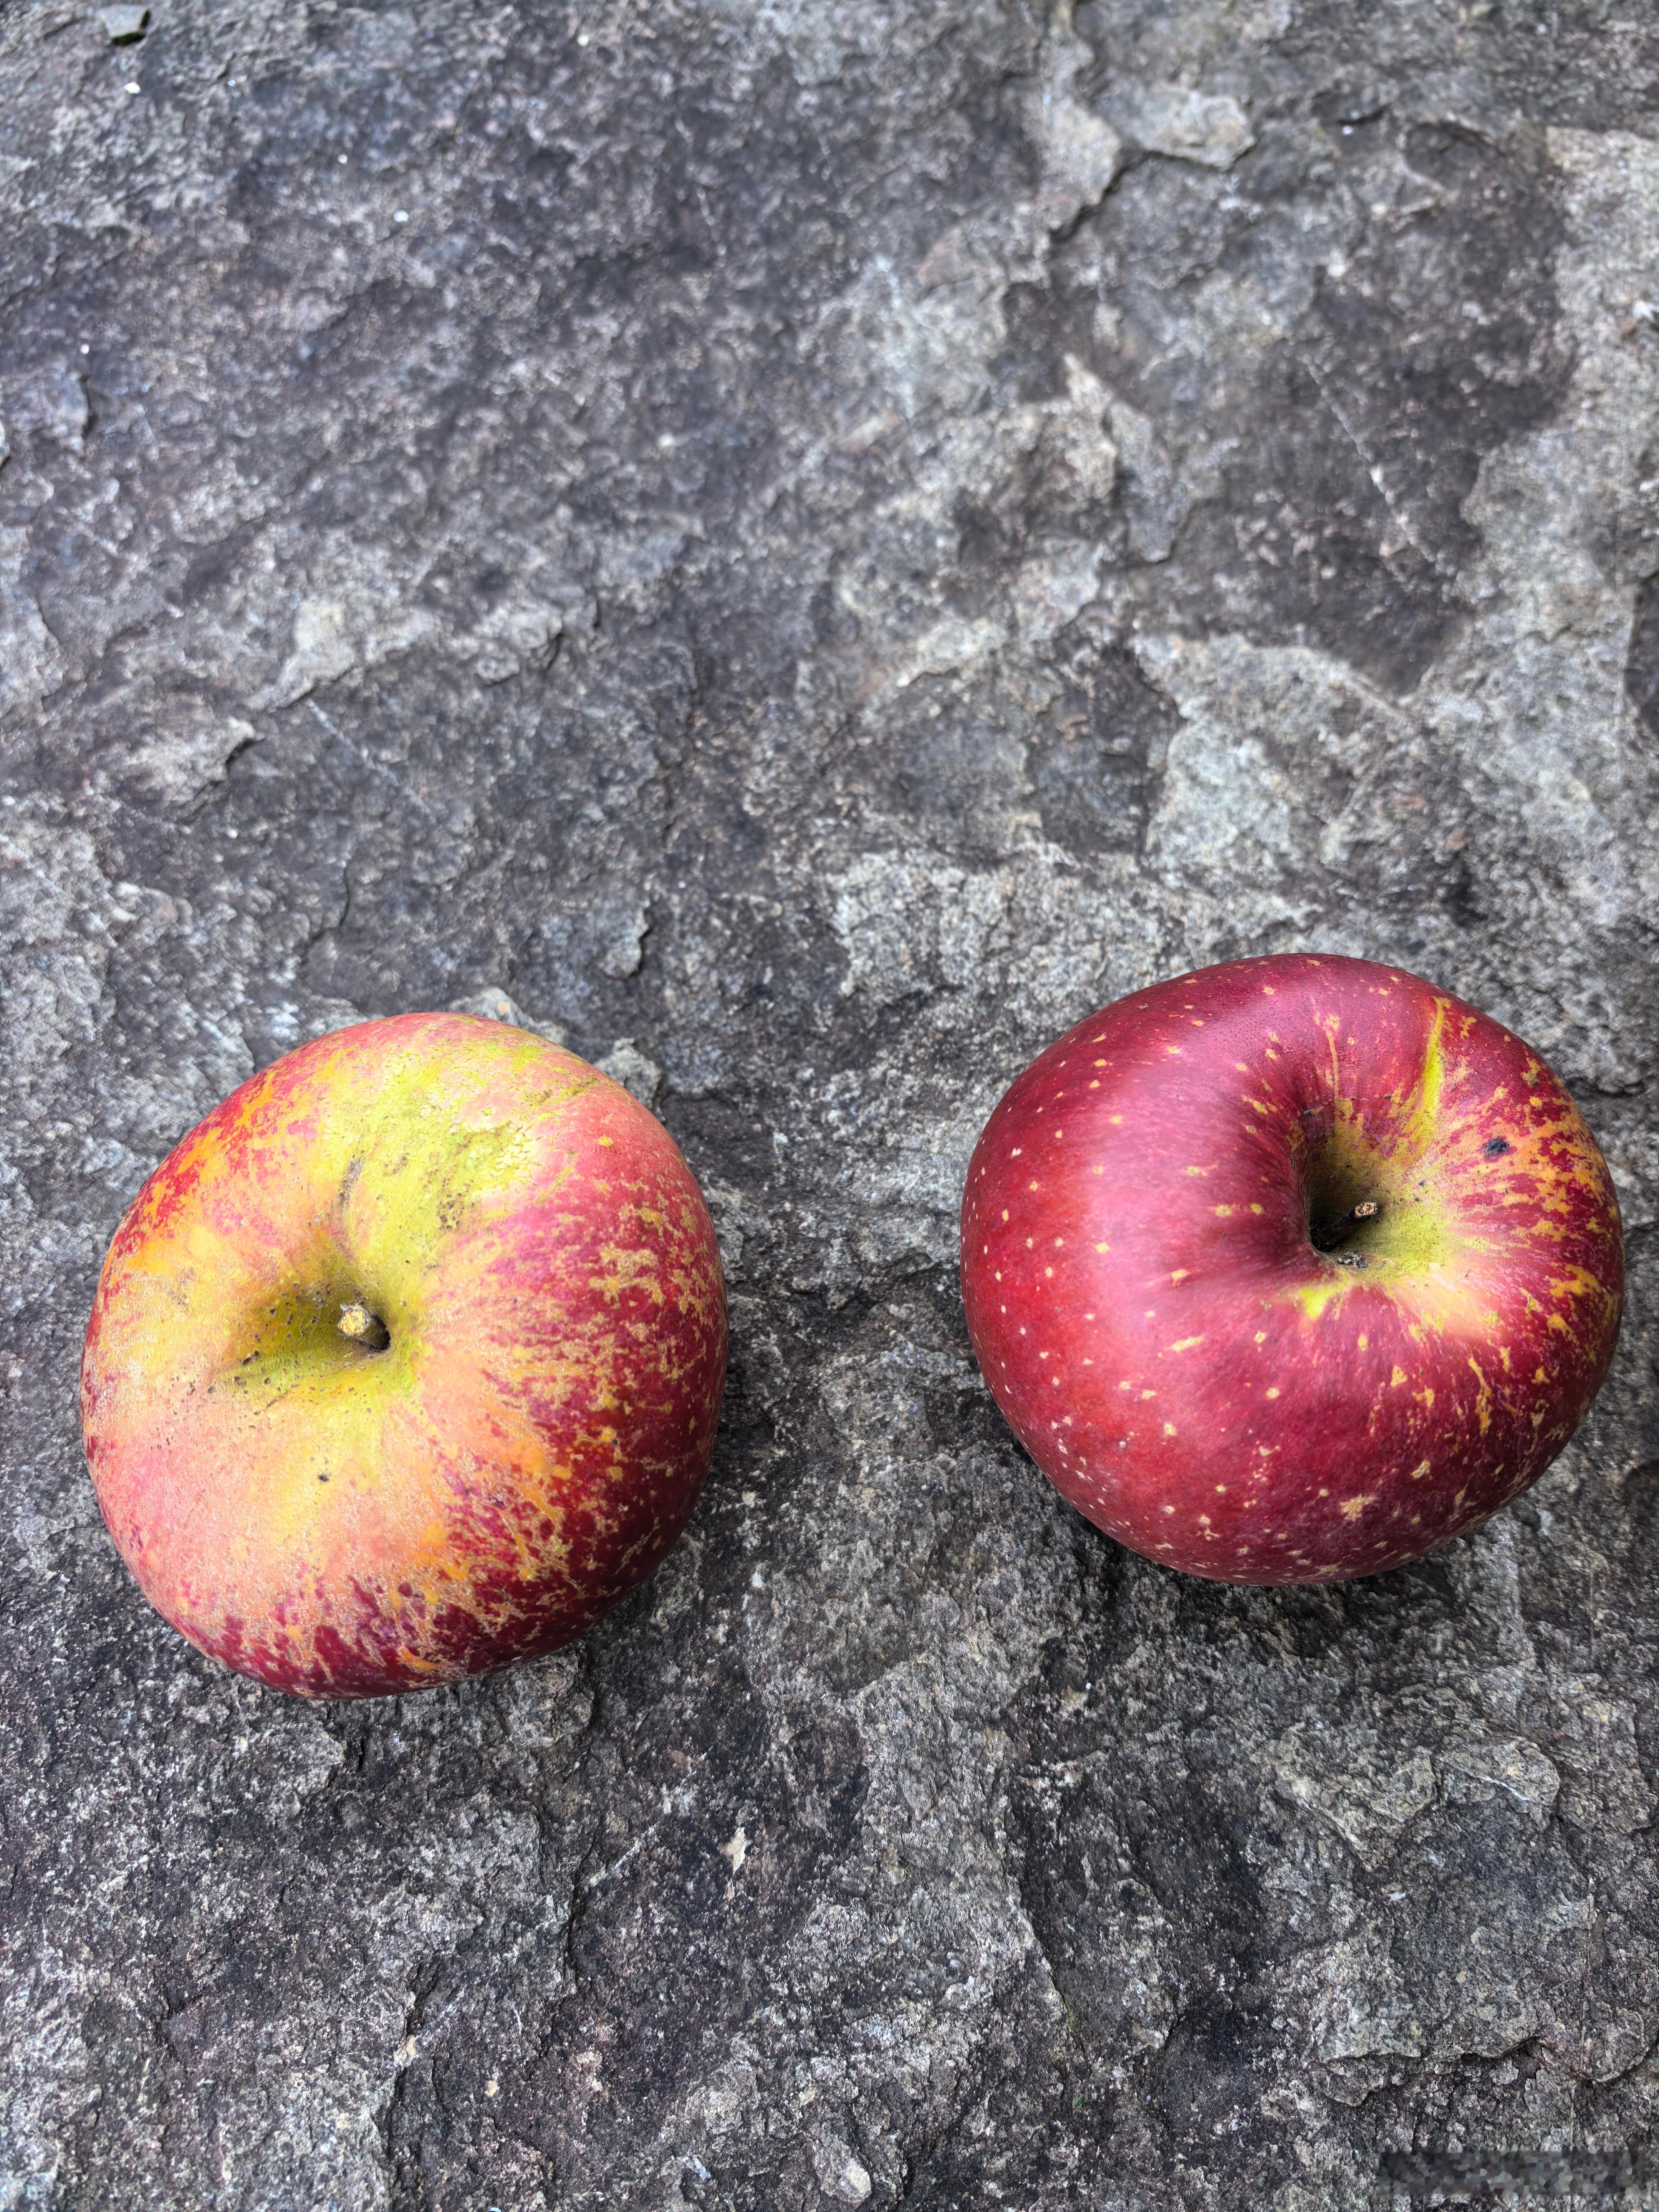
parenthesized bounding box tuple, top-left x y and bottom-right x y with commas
(338, 1302, 390, 1351)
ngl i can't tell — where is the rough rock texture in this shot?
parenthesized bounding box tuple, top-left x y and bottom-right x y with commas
(2, 2, 1657, 2205)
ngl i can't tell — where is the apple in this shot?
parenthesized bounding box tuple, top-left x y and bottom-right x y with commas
(81, 1012, 727, 1696)
(960, 955, 1623, 1584)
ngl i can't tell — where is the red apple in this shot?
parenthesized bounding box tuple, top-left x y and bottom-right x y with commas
(81, 1013, 727, 1696)
(960, 955, 1623, 1584)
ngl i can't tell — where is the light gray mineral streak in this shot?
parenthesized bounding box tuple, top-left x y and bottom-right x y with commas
(97, 6, 150, 43)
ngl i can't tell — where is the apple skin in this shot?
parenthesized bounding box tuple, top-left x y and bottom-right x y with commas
(81, 1013, 727, 1697)
(960, 955, 1623, 1585)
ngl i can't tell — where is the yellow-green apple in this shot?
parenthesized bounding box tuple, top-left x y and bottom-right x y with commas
(81, 1013, 727, 1696)
(960, 955, 1623, 1584)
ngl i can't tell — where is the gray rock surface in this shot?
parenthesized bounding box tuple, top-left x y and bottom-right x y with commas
(2, 1, 1657, 2204)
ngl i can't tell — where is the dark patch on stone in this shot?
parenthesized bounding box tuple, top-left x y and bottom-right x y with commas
(1087, 113, 1573, 693)
(1028, 642, 1179, 857)
(1627, 573, 1659, 740)
(1278, 4, 1659, 137)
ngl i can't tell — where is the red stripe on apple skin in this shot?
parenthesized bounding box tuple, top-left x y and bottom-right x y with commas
(81, 1013, 728, 1698)
(960, 954, 1624, 1586)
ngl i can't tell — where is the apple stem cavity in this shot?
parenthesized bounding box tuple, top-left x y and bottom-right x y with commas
(337, 1301, 391, 1352)
(1308, 1191, 1385, 1256)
